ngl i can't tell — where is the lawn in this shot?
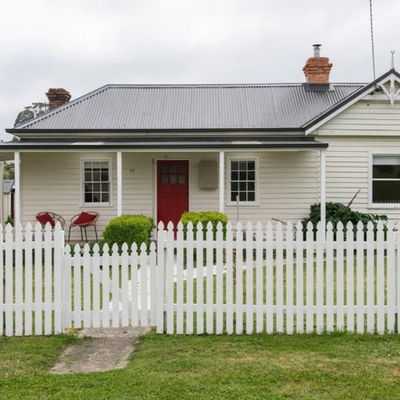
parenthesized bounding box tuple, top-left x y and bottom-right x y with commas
(1, 331, 400, 399)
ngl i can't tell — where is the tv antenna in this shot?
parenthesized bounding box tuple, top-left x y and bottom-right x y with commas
(369, 0, 376, 81)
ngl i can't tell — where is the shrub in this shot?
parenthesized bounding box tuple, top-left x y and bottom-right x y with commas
(102, 214, 155, 251)
(301, 202, 387, 239)
(180, 211, 228, 239)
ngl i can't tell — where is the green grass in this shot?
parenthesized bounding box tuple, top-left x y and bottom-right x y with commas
(1, 331, 400, 399)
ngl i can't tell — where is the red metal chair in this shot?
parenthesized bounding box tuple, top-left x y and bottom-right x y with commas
(36, 211, 65, 229)
(68, 211, 99, 242)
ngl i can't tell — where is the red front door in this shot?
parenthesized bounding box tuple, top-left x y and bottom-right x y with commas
(157, 160, 189, 228)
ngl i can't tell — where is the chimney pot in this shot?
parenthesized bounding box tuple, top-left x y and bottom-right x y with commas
(46, 88, 71, 110)
(313, 44, 321, 57)
(303, 45, 332, 84)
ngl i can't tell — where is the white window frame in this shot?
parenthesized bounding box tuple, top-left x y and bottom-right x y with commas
(81, 158, 112, 207)
(227, 157, 259, 206)
(369, 151, 400, 209)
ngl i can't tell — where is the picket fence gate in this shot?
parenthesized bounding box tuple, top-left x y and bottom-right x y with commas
(1, 220, 400, 336)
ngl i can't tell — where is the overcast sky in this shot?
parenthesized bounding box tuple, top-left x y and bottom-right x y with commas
(0, 0, 399, 140)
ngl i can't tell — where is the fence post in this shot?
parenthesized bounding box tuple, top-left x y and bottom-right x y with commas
(156, 222, 166, 333)
(54, 224, 65, 334)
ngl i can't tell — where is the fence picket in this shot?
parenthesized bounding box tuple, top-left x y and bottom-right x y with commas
(15, 224, 23, 336)
(336, 222, 345, 332)
(316, 222, 325, 334)
(376, 221, 385, 334)
(346, 222, 355, 333)
(295, 221, 304, 333)
(356, 222, 364, 333)
(176, 223, 184, 334)
(266, 222, 274, 334)
(276, 222, 284, 333)
(326, 222, 334, 332)
(366, 222, 375, 334)
(0, 227, 3, 335)
(306, 222, 314, 333)
(166, 222, 175, 334)
(225, 222, 234, 335)
(216, 223, 224, 335)
(185, 223, 194, 334)
(196, 222, 204, 335)
(235, 222, 244, 335)
(130, 243, 139, 327)
(245, 221, 254, 334)
(206, 222, 214, 334)
(255, 222, 264, 333)
(121, 244, 129, 327)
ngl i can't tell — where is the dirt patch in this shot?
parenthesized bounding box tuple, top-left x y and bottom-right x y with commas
(51, 326, 150, 374)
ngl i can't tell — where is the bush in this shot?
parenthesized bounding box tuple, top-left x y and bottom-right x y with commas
(102, 214, 155, 251)
(301, 202, 387, 238)
(180, 211, 228, 239)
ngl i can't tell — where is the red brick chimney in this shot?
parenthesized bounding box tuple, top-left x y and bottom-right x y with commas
(46, 88, 71, 110)
(302, 44, 332, 84)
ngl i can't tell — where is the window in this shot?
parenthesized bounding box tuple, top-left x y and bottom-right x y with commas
(229, 159, 257, 204)
(372, 155, 400, 204)
(83, 160, 110, 205)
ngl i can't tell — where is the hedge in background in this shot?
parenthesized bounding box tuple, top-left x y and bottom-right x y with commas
(103, 214, 155, 250)
(180, 211, 228, 239)
(301, 202, 387, 239)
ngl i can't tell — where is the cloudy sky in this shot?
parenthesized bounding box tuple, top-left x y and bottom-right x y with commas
(0, 0, 399, 140)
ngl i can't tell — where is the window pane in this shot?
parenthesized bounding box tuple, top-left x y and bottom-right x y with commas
(178, 175, 185, 184)
(102, 193, 109, 202)
(231, 171, 238, 181)
(178, 164, 186, 173)
(248, 192, 255, 201)
(248, 171, 255, 181)
(161, 174, 168, 184)
(373, 181, 400, 203)
(373, 164, 400, 179)
(170, 164, 177, 173)
(170, 175, 177, 184)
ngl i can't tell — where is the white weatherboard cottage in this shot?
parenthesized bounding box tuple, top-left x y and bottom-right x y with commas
(1, 44, 400, 240)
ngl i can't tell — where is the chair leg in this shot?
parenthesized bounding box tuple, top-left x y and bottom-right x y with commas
(94, 225, 98, 241)
(68, 226, 72, 242)
(84, 227, 88, 243)
(79, 227, 84, 241)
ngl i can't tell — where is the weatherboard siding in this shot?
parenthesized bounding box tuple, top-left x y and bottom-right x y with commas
(318, 99, 400, 136)
(316, 97, 400, 221)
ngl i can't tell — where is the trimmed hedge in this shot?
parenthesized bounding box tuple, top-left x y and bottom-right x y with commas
(102, 214, 155, 250)
(180, 211, 228, 239)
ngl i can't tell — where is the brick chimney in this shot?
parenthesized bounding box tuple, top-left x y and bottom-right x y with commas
(302, 44, 332, 84)
(46, 88, 71, 110)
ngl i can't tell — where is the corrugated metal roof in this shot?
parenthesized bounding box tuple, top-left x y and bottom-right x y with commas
(11, 83, 365, 131)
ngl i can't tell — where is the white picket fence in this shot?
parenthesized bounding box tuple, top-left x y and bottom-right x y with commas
(1, 220, 400, 336)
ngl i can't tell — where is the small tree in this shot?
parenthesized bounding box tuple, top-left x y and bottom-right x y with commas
(14, 102, 48, 127)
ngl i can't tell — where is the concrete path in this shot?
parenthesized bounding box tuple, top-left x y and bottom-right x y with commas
(51, 326, 150, 374)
